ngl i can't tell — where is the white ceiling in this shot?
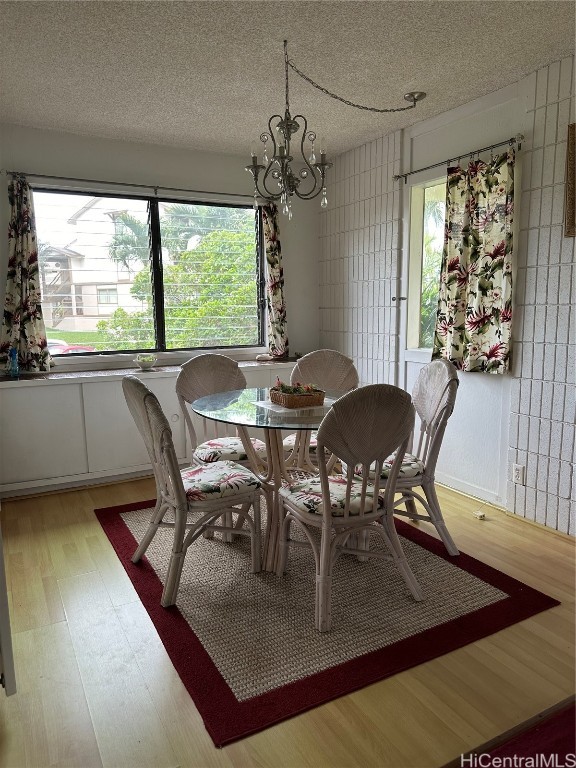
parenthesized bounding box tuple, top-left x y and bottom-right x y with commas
(0, 1, 574, 158)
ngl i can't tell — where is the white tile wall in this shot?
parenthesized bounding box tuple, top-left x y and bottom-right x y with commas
(319, 55, 575, 535)
(319, 132, 402, 386)
(512, 55, 575, 534)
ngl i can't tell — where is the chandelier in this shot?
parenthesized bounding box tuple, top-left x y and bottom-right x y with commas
(246, 40, 426, 218)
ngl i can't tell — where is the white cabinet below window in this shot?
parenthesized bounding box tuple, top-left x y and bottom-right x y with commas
(0, 361, 295, 496)
(0, 383, 88, 485)
(83, 377, 186, 473)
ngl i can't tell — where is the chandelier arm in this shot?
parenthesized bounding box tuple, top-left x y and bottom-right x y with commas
(287, 114, 327, 200)
(253, 178, 282, 201)
(296, 115, 318, 183)
(260, 163, 283, 199)
(287, 59, 419, 113)
(256, 114, 284, 199)
(265, 113, 280, 158)
(293, 183, 326, 201)
(294, 115, 324, 200)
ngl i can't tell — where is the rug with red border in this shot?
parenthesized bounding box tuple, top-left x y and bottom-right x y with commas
(95, 499, 560, 748)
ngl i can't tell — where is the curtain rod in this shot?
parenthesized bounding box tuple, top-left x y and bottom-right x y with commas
(394, 133, 524, 183)
(2, 169, 254, 200)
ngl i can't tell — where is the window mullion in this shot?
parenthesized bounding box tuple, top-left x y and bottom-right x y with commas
(149, 199, 166, 351)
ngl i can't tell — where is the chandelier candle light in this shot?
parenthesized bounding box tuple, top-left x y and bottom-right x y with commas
(246, 40, 426, 218)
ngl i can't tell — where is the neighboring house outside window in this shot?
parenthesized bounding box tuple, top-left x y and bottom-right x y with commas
(33, 190, 263, 355)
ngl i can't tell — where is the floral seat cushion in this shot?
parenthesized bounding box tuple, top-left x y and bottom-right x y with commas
(376, 452, 424, 479)
(280, 475, 383, 517)
(282, 432, 318, 453)
(343, 452, 424, 480)
(282, 431, 318, 454)
(194, 436, 267, 463)
(180, 461, 261, 502)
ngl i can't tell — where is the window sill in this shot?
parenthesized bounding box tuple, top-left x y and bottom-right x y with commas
(0, 359, 297, 388)
(47, 347, 271, 372)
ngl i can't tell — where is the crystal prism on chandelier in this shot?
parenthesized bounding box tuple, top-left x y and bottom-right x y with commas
(245, 40, 426, 218)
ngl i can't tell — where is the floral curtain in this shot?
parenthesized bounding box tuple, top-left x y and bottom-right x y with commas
(432, 148, 515, 374)
(262, 203, 289, 358)
(0, 174, 51, 372)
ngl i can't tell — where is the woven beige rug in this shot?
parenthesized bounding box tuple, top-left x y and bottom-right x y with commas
(121, 505, 506, 702)
(97, 498, 559, 746)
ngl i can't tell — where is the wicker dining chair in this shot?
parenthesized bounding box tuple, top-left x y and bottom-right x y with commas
(123, 375, 262, 607)
(277, 384, 423, 633)
(348, 360, 459, 555)
(282, 349, 359, 469)
(391, 359, 460, 555)
(176, 353, 267, 469)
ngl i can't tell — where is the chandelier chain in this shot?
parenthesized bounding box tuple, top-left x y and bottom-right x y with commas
(284, 40, 290, 113)
(287, 59, 417, 113)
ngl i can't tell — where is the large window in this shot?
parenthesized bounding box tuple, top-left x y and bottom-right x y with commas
(33, 190, 263, 355)
(407, 180, 445, 349)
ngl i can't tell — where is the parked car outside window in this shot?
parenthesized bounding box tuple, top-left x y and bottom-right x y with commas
(47, 339, 96, 355)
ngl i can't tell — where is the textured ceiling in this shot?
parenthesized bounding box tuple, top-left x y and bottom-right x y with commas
(0, 1, 574, 157)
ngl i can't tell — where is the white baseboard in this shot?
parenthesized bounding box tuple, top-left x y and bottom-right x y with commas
(0, 465, 152, 499)
(435, 471, 504, 507)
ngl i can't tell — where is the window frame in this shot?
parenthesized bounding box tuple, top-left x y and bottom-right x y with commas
(32, 186, 267, 368)
(407, 176, 445, 353)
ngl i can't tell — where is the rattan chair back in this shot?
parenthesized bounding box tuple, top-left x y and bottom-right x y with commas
(411, 359, 459, 472)
(290, 349, 359, 391)
(176, 353, 247, 449)
(123, 375, 188, 510)
(317, 384, 415, 514)
(283, 350, 359, 471)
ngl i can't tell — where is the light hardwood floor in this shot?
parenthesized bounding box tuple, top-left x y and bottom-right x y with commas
(0, 479, 573, 768)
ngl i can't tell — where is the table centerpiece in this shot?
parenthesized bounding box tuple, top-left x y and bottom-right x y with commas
(269, 378, 325, 409)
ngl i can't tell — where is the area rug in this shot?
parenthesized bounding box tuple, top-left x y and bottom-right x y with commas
(95, 499, 560, 748)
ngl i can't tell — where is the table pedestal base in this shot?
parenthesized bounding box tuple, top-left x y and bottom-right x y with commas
(238, 426, 316, 573)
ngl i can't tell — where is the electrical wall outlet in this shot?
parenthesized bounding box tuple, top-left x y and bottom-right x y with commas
(513, 463, 525, 485)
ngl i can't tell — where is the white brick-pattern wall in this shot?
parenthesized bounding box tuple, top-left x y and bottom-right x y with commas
(510, 55, 575, 534)
(318, 133, 402, 386)
(319, 56, 575, 535)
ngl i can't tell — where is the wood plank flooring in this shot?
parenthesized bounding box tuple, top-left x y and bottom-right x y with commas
(0, 479, 573, 768)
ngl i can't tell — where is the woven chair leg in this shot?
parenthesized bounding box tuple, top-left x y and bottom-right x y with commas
(225, 503, 251, 542)
(316, 529, 333, 632)
(132, 499, 164, 563)
(356, 528, 370, 562)
(276, 513, 291, 576)
(315, 574, 333, 632)
(221, 510, 234, 543)
(380, 514, 424, 602)
(423, 481, 459, 555)
(161, 550, 186, 607)
(405, 497, 419, 521)
(251, 496, 261, 573)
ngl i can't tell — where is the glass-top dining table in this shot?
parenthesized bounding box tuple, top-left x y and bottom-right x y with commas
(191, 387, 346, 571)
